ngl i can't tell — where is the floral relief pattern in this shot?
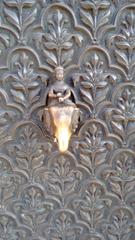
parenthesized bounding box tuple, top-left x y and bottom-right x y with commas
(12, 185, 54, 236)
(80, 0, 112, 43)
(0, 0, 135, 240)
(107, 9, 135, 81)
(0, 214, 30, 239)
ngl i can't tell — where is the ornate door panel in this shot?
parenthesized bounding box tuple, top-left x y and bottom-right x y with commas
(0, 0, 135, 239)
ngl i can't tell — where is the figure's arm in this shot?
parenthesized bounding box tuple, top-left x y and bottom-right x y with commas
(64, 89, 71, 100)
(59, 89, 71, 102)
(48, 88, 57, 98)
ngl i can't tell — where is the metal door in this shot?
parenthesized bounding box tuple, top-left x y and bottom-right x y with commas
(0, 0, 135, 239)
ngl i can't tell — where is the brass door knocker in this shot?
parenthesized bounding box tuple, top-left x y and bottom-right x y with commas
(43, 66, 80, 152)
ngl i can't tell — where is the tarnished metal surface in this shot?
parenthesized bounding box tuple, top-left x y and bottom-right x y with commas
(0, 0, 135, 239)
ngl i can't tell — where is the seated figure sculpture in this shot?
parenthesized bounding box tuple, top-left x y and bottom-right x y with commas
(47, 66, 76, 107)
(43, 66, 80, 152)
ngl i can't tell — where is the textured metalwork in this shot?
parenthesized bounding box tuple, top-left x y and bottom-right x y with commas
(0, 0, 135, 239)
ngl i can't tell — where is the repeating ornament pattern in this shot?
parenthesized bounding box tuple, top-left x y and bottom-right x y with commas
(0, 0, 134, 239)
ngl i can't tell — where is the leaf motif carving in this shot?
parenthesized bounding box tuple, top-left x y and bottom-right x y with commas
(11, 89, 25, 104)
(80, 88, 93, 105)
(4, 0, 36, 7)
(4, 8, 20, 30)
(61, 49, 74, 67)
(115, 50, 128, 68)
(23, 8, 37, 28)
(98, 10, 111, 28)
(43, 50, 57, 66)
(80, 9, 93, 28)
(112, 121, 124, 138)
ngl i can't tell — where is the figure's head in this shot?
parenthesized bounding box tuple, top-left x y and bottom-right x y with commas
(55, 66, 64, 81)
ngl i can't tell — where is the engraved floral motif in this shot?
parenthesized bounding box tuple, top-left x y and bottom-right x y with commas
(0, 155, 26, 210)
(4, 0, 37, 44)
(44, 211, 86, 240)
(109, 10, 135, 80)
(78, 52, 116, 117)
(80, 0, 111, 43)
(13, 185, 54, 234)
(46, 154, 82, 206)
(73, 181, 112, 231)
(8, 124, 51, 181)
(77, 121, 114, 176)
(103, 150, 135, 203)
(0, 214, 29, 239)
(2, 51, 46, 119)
(102, 209, 135, 240)
(33, 8, 84, 68)
(106, 85, 135, 144)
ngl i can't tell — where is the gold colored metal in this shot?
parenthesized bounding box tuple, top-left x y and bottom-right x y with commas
(44, 106, 79, 152)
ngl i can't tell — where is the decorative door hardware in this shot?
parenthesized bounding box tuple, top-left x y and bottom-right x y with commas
(43, 66, 80, 152)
